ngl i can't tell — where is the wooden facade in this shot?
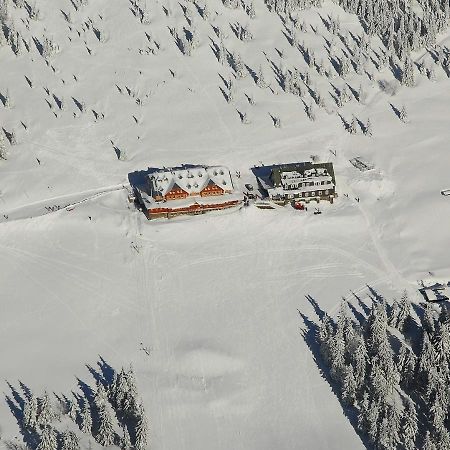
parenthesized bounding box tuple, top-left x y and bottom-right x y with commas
(147, 199, 241, 219)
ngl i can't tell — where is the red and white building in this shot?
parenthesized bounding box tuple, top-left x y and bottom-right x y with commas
(135, 166, 243, 219)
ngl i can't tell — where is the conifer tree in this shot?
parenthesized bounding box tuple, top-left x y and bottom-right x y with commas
(80, 402, 92, 435)
(357, 391, 369, 431)
(256, 65, 266, 88)
(364, 118, 372, 136)
(352, 335, 367, 391)
(37, 426, 57, 450)
(96, 404, 115, 446)
(423, 431, 437, 450)
(433, 321, 450, 368)
(366, 398, 380, 443)
(37, 392, 54, 427)
(317, 314, 334, 362)
(400, 398, 418, 450)
(134, 404, 148, 450)
(61, 431, 79, 450)
(400, 105, 408, 123)
(422, 304, 436, 335)
(342, 365, 357, 405)
(349, 116, 357, 134)
(396, 290, 412, 332)
(418, 332, 436, 384)
(22, 394, 38, 429)
(401, 57, 415, 87)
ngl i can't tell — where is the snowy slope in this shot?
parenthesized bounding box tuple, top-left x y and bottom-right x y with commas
(1, 0, 450, 448)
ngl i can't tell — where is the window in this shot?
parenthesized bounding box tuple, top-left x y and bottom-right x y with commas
(325, 189, 329, 195)
(311, 191, 315, 196)
(318, 190, 322, 195)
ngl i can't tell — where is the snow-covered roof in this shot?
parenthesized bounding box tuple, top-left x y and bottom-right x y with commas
(149, 166, 233, 196)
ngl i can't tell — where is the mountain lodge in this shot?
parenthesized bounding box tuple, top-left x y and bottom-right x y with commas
(134, 165, 243, 219)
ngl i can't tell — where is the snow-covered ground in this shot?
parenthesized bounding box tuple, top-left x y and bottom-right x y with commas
(1, 0, 450, 448)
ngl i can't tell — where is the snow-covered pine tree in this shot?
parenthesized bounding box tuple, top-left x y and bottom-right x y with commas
(37, 426, 57, 450)
(364, 118, 372, 136)
(432, 321, 450, 368)
(400, 398, 418, 450)
(96, 404, 115, 446)
(67, 400, 78, 422)
(418, 331, 437, 385)
(351, 335, 367, 392)
(0, 0, 9, 21)
(80, 402, 92, 435)
(134, 403, 149, 450)
(401, 57, 415, 87)
(388, 298, 400, 326)
(329, 324, 346, 383)
(231, 51, 246, 78)
(396, 290, 412, 332)
(306, 102, 315, 121)
(239, 23, 253, 41)
(123, 366, 139, 414)
(434, 428, 450, 449)
(388, 402, 402, 448)
(317, 314, 334, 362)
(0, 131, 7, 160)
(256, 65, 267, 88)
(422, 304, 436, 335)
(94, 383, 108, 409)
(366, 397, 380, 443)
(357, 391, 369, 431)
(400, 105, 408, 123)
(37, 392, 54, 427)
(339, 55, 350, 78)
(377, 415, 394, 450)
(114, 367, 128, 409)
(341, 364, 357, 405)
(23, 394, 38, 429)
(61, 430, 79, 450)
(218, 40, 227, 65)
(349, 116, 357, 134)
(423, 430, 437, 450)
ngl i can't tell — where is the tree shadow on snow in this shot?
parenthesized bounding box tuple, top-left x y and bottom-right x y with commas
(4, 382, 40, 449)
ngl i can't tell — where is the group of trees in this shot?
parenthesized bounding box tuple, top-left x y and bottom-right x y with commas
(14, 365, 149, 450)
(316, 291, 450, 449)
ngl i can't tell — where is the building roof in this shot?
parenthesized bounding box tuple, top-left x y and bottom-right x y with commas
(150, 166, 233, 197)
(252, 162, 336, 193)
